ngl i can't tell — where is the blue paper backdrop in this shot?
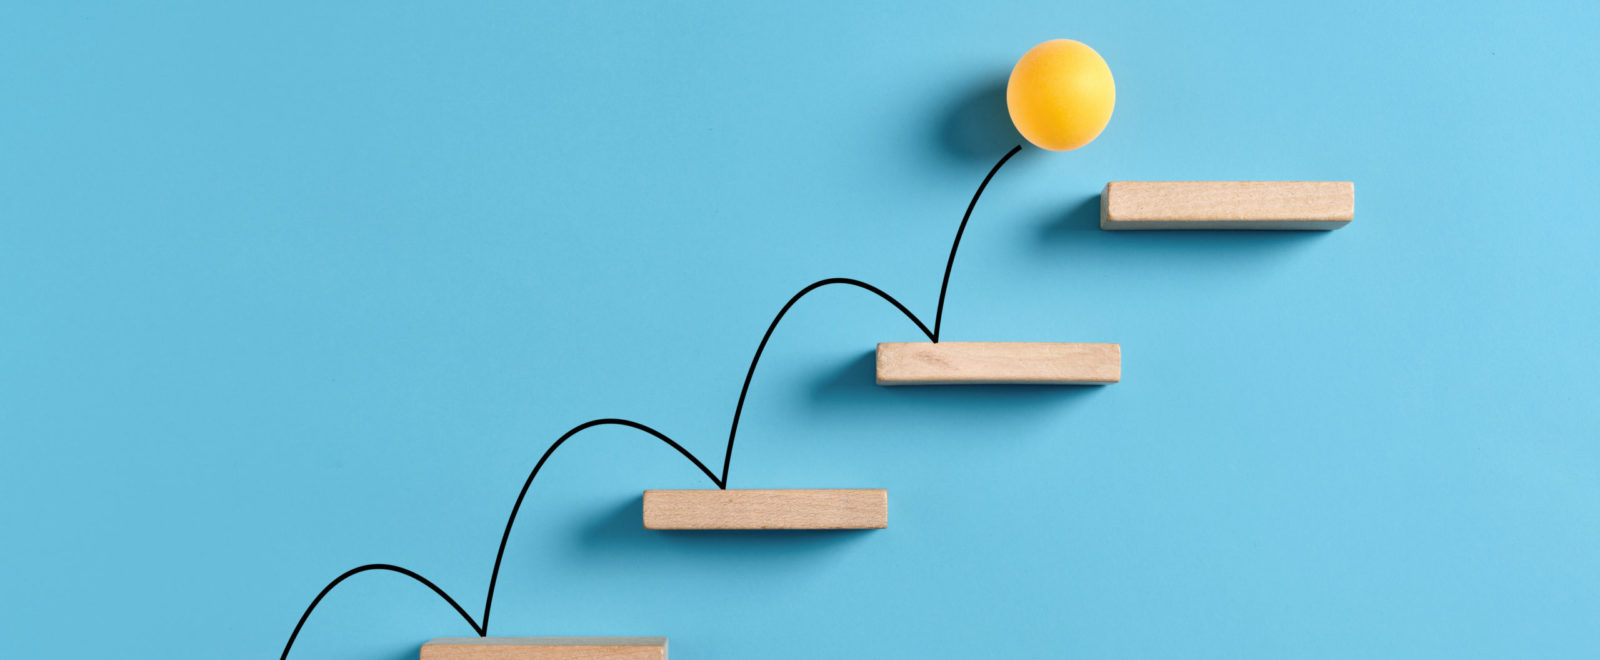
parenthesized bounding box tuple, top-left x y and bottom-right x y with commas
(3, 1, 1598, 658)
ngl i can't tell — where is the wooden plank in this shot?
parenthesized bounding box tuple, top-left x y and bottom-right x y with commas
(421, 637, 666, 660)
(1100, 181, 1354, 229)
(642, 489, 887, 530)
(876, 342, 1120, 385)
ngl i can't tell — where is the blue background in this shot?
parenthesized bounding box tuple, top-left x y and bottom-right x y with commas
(3, 1, 1598, 658)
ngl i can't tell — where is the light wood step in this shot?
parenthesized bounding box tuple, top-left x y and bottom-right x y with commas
(421, 637, 666, 660)
(1101, 181, 1354, 230)
(876, 342, 1120, 385)
(642, 489, 887, 530)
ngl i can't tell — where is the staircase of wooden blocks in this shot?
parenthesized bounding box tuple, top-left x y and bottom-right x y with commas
(380, 181, 1354, 658)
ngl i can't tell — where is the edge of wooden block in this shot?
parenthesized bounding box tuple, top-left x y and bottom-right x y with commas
(425, 638, 669, 646)
(1100, 182, 1112, 229)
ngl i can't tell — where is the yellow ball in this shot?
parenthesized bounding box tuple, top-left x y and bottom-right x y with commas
(1006, 39, 1116, 151)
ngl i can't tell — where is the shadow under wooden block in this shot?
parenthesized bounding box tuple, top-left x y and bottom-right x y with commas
(642, 489, 887, 530)
(876, 342, 1120, 385)
(421, 638, 666, 660)
(1101, 181, 1354, 230)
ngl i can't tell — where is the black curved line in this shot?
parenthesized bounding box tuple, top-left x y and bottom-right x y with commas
(279, 146, 1023, 657)
(277, 280, 927, 657)
(279, 564, 482, 660)
(480, 418, 718, 633)
(717, 277, 935, 488)
(934, 144, 1023, 342)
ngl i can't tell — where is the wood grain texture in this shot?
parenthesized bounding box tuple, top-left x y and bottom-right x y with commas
(421, 638, 666, 660)
(876, 342, 1120, 385)
(1100, 181, 1354, 229)
(642, 489, 887, 530)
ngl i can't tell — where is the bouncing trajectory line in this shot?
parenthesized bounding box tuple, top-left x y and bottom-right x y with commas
(935, 144, 1023, 342)
(278, 145, 1022, 659)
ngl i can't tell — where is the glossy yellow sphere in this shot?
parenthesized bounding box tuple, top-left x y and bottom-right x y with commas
(1006, 39, 1115, 151)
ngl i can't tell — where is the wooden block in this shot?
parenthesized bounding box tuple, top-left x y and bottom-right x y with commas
(642, 489, 887, 530)
(1100, 181, 1354, 229)
(876, 342, 1120, 385)
(421, 637, 666, 660)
